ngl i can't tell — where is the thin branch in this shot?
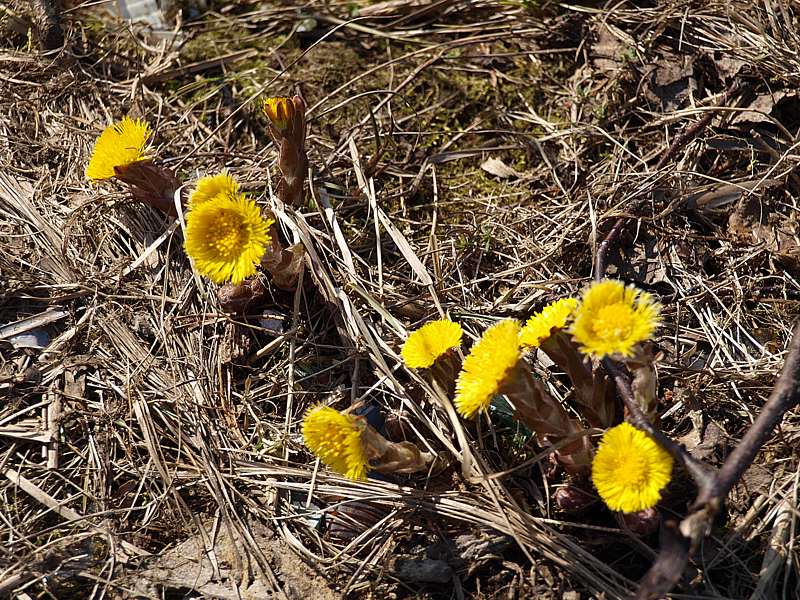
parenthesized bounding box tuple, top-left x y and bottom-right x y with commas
(696, 321, 800, 505)
(605, 321, 800, 600)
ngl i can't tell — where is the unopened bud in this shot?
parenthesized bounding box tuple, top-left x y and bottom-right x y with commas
(262, 96, 296, 133)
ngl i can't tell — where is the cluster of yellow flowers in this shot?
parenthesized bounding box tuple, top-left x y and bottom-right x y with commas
(84, 105, 672, 518)
(299, 278, 671, 516)
(398, 279, 671, 514)
(442, 279, 661, 418)
(85, 98, 300, 285)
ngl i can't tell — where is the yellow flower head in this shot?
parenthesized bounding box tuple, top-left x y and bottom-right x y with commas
(189, 171, 239, 208)
(401, 319, 463, 369)
(570, 280, 661, 358)
(262, 96, 295, 132)
(184, 193, 273, 284)
(592, 422, 673, 513)
(520, 297, 578, 348)
(86, 117, 152, 181)
(302, 406, 369, 480)
(455, 320, 521, 419)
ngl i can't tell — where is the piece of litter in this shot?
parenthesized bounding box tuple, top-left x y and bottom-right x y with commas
(258, 310, 286, 335)
(6, 331, 50, 350)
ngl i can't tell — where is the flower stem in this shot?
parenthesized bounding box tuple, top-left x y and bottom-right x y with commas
(500, 361, 593, 474)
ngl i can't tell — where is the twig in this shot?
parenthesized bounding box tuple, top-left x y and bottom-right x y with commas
(594, 218, 625, 281)
(605, 320, 800, 599)
(697, 321, 800, 505)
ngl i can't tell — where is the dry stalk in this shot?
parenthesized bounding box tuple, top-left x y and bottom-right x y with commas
(113, 160, 182, 217)
(501, 361, 593, 475)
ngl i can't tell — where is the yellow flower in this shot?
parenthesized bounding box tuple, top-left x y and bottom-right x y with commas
(188, 171, 239, 208)
(262, 96, 295, 131)
(520, 297, 578, 348)
(86, 117, 152, 181)
(455, 320, 521, 419)
(302, 406, 369, 481)
(401, 319, 463, 369)
(570, 280, 661, 358)
(592, 422, 673, 513)
(184, 192, 272, 284)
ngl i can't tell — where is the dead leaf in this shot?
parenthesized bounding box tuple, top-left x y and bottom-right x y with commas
(480, 157, 522, 179)
(732, 90, 796, 126)
(678, 418, 724, 461)
(714, 55, 749, 80)
(643, 56, 697, 111)
(591, 24, 628, 74)
(728, 194, 800, 261)
(686, 179, 782, 212)
(604, 227, 671, 288)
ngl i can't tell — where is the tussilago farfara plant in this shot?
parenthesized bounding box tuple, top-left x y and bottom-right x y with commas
(183, 170, 306, 293)
(401, 319, 463, 393)
(591, 422, 673, 513)
(194, 96, 308, 304)
(183, 173, 274, 285)
(85, 106, 307, 300)
(566, 280, 670, 512)
(571, 279, 661, 359)
(571, 279, 663, 423)
(302, 405, 433, 481)
(458, 319, 593, 474)
(85, 107, 674, 521)
(85, 117, 180, 216)
(262, 95, 307, 208)
(520, 297, 615, 428)
(399, 280, 672, 514)
(85, 117, 150, 180)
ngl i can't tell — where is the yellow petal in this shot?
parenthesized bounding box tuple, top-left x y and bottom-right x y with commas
(455, 320, 521, 418)
(86, 117, 151, 181)
(401, 319, 463, 368)
(184, 192, 272, 284)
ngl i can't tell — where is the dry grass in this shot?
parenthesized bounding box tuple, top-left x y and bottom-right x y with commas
(1, 1, 799, 598)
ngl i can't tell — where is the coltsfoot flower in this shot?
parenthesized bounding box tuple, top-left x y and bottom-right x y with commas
(302, 406, 369, 481)
(570, 280, 661, 358)
(262, 96, 296, 132)
(184, 192, 272, 284)
(401, 319, 463, 369)
(591, 422, 673, 513)
(455, 320, 521, 418)
(188, 171, 239, 208)
(86, 117, 152, 181)
(520, 297, 578, 348)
